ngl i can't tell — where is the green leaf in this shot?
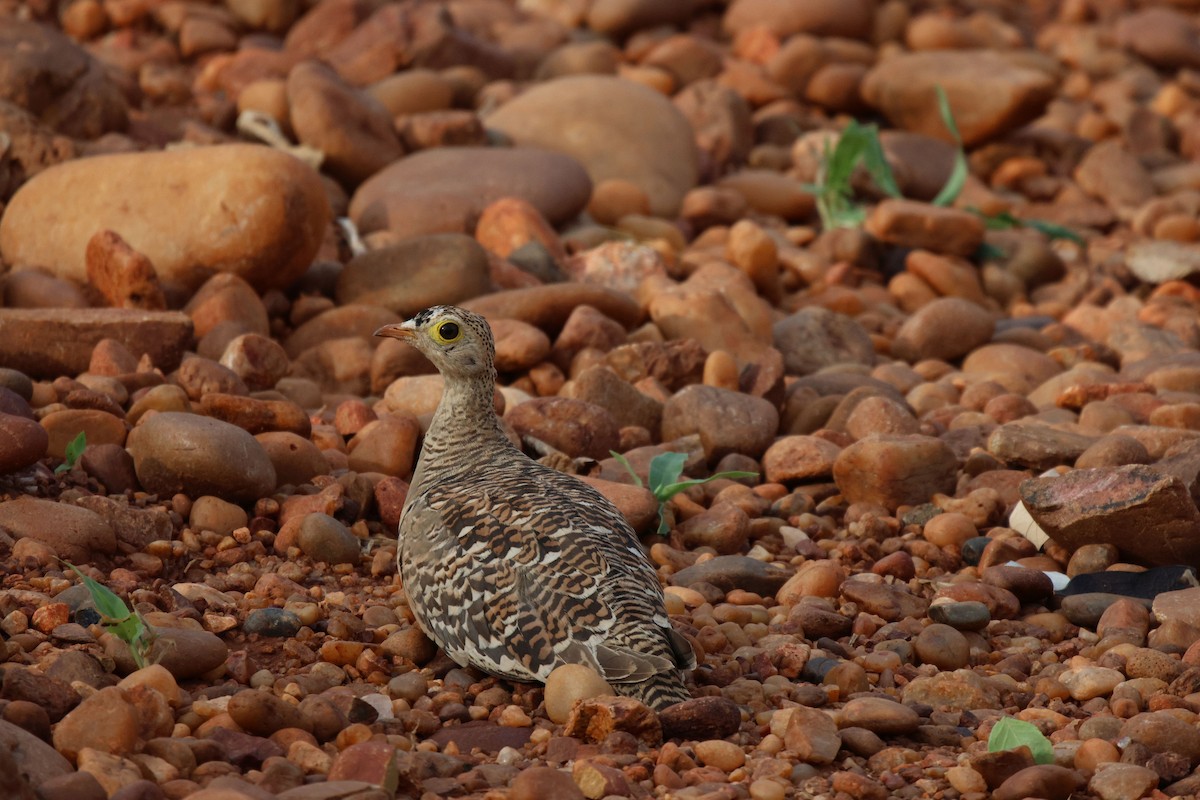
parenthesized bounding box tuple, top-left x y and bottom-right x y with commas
(1025, 218, 1085, 245)
(54, 431, 88, 474)
(66, 563, 132, 623)
(935, 85, 962, 144)
(988, 717, 1054, 765)
(931, 86, 968, 208)
(608, 451, 643, 489)
(656, 471, 760, 499)
(648, 452, 688, 498)
(861, 125, 902, 199)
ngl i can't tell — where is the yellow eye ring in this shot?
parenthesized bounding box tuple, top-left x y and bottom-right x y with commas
(431, 320, 461, 344)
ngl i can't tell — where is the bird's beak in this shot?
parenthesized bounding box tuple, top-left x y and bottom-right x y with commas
(374, 320, 416, 341)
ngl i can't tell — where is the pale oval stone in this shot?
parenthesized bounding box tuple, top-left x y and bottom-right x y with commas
(0, 144, 330, 294)
(544, 664, 613, 724)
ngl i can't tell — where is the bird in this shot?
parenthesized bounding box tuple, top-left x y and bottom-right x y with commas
(375, 305, 695, 710)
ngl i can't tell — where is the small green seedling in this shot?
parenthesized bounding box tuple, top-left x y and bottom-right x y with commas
(977, 209, 1085, 245)
(610, 451, 757, 535)
(987, 716, 1054, 765)
(931, 85, 969, 208)
(54, 431, 87, 475)
(66, 563, 158, 670)
(805, 118, 901, 230)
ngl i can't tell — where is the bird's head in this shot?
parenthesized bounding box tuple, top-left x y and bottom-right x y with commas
(374, 305, 496, 380)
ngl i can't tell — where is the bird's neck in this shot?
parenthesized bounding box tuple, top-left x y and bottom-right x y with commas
(419, 371, 512, 472)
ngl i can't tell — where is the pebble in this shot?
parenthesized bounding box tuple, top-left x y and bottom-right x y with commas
(506, 397, 620, 460)
(773, 307, 875, 377)
(0, 497, 115, 561)
(782, 706, 841, 765)
(865, 200, 986, 258)
(509, 766, 584, 800)
(0, 413, 48, 474)
(929, 601, 991, 631)
(724, 0, 873, 39)
(833, 434, 958, 509)
(913, 623, 970, 669)
(661, 385, 778, 460)
(543, 664, 613, 725)
(891, 297, 996, 362)
(0, 145, 328, 293)
(52, 687, 140, 761)
(902, 669, 1001, 711)
(243, 608, 303, 638)
(287, 60, 403, 185)
(838, 697, 921, 735)
(296, 514, 360, 565)
(127, 412, 277, 503)
(993, 765, 1083, 800)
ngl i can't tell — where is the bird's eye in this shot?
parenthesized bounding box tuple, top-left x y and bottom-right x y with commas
(432, 320, 461, 344)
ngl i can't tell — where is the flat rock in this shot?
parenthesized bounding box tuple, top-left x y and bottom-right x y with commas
(349, 147, 591, 239)
(864, 199, 985, 258)
(861, 50, 1058, 147)
(0, 144, 329, 294)
(0, 497, 115, 561)
(1021, 464, 1200, 566)
(0, 309, 192, 379)
(0, 719, 72, 787)
(668, 555, 791, 596)
(487, 75, 698, 217)
(336, 234, 491, 317)
(988, 422, 1097, 470)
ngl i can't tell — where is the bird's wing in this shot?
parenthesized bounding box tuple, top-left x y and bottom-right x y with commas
(401, 470, 682, 685)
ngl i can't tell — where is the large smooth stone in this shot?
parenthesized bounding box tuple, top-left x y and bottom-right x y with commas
(349, 147, 591, 238)
(487, 75, 699, 217)
(126, 412, 277, 503)
(0, 144, 330, 293)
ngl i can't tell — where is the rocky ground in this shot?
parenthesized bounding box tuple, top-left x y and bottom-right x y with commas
(4, 0, 1200, 799)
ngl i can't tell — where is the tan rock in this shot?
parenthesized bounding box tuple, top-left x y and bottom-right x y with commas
(0, 144, 330, 293)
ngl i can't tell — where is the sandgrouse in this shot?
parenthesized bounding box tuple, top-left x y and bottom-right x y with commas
(375, 306, 694, 710)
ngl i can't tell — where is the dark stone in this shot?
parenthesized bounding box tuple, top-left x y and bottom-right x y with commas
(668, 555, 791, 596)
(244, 607, 303, 637)
(1059, 564, 1197, 599)
(429, 721, 533, 753)
(659, 696, 741, 741)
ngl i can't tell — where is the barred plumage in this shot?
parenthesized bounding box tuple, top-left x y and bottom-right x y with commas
(375, 306, 694, 710)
